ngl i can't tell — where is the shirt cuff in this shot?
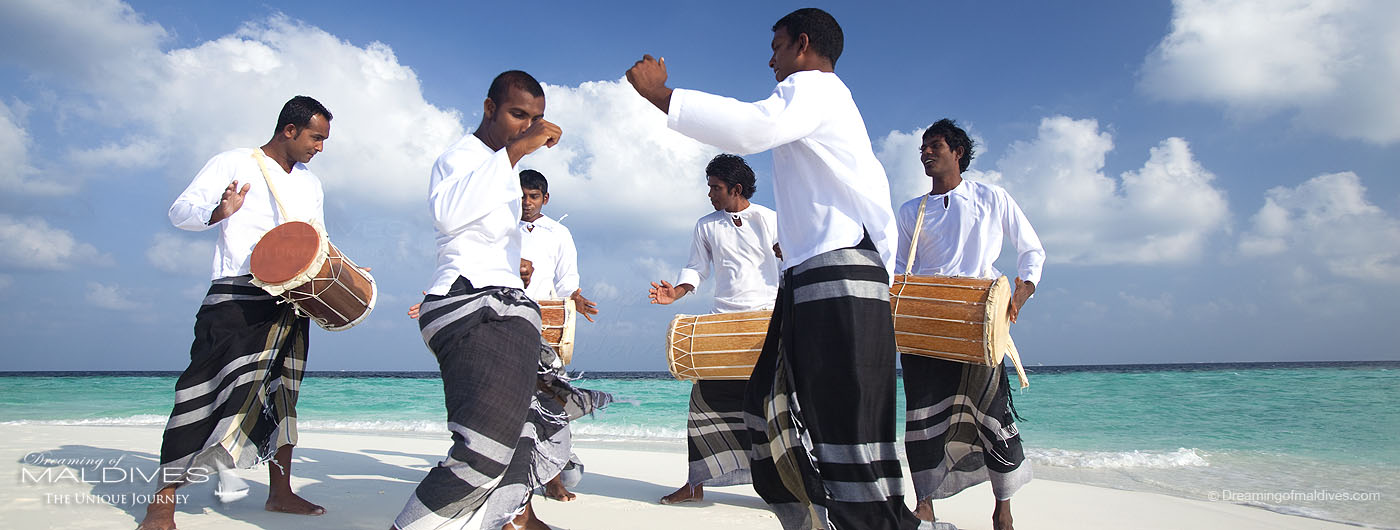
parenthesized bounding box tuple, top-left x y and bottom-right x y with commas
(665, 89, 690, 131)
(675, 268, 702, 289)
(171, 203, 218, 231)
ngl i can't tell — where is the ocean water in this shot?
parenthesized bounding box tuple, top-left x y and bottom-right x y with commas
(2, 362, 1396, 528)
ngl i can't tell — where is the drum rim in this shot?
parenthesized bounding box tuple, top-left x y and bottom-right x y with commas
(251, 220, 331, 296)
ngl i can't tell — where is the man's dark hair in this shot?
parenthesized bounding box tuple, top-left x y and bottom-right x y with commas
(520, 169, 548, 195)
(706, 154, 757, 199)
(487, 70, 545, 104)
(923, 118, 975, 173)
(772, 8, 844, 65)
(274, 95, 332, 135)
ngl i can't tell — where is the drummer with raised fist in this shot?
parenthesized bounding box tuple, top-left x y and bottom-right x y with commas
(647, 153, 778, 506)
(142, 95, 333, 530)
(895, 118, 1045, 530)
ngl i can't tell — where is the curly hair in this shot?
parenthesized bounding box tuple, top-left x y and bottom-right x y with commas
(705, 154, 757, 199)
(922, 118, 975, 173)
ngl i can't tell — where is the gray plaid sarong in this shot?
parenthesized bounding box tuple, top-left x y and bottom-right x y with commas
(394, 277, 610, 530)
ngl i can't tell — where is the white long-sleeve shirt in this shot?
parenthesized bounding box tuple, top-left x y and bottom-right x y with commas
(676, 204, 780, 313)
(894, 179, 1045, 286)
(426, 134, 524, 295)
(519, 214, 580, 301)
(168, 148, 325, 280)
(667, 70, 899, 280)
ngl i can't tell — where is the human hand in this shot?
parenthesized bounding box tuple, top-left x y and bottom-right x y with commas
(209, 180, 251, 225)
(520, 259, 535, 287)
(1008, 277, 1034, 323)
(507, 119, 562, 163)
(407, 291, 427, 319)
(571, 289, 598, 323)
(648, 280, 692, 305)
(626, 55, 673, 112)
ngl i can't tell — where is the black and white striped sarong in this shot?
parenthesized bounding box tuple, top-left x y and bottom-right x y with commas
(686, 379, 752, 486)
(744, 236, 920, 530)
(395, 277, 610, 530)
(903, 355, 1031, 502)
(155, 275, 308, 488)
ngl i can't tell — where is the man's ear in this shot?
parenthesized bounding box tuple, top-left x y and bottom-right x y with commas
(541, 192, 550, 206)
(482, 98, 496, 120)
(795, 33, 811, 57)
(281, 123, 298, 140)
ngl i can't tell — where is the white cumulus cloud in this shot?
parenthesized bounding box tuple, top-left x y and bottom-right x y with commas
(988, 117, 1230, 265)
(146, 233, 213, 275)
(1, 1, 465, 205)
(1140, 0, 1400, 144)
(1239, 172, 1400, 283)
(86, 281, 145, 310)
(0, 101, 72, 195)
(0, 215, 110, 270)
(522, 79, 720, 237)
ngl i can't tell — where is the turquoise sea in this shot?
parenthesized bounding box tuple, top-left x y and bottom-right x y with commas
(2, 362, 1396, 528)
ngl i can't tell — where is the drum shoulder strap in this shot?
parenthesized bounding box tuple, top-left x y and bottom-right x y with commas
(251, 149, 292, 223)
(903, 194, 929, 277)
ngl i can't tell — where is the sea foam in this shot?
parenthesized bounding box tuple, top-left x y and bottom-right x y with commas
(1029, 447, 1210, 469)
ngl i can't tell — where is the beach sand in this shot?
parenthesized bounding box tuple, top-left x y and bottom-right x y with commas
(3, 424, 1358, 530)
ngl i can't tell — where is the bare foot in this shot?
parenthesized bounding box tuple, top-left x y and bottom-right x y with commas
(543, 475, 576, 502)
(503, 501, 551, 530)
(992, 498, 1013, 530)
(913, 498, 935, 522)
(265, 491, 325, 516)
(659, 483, 703, 504)
(136, 488, 178, 530)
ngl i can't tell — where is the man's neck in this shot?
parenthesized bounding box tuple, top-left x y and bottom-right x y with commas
(259, 143, 294, 173)
(929, 174, 963, 196)
(522, 213, 544, 223)
(473, 123, 504, 152)
(724, 198, 751, 213)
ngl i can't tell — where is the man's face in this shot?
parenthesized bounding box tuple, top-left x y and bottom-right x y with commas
(288, 113, 330, 164)
(921, 135, 962, 178)
(707, 175, 741, 211)
(769, 27, 802, 82)
(521, 187, 548, 222)
(484, 87, 545, 146)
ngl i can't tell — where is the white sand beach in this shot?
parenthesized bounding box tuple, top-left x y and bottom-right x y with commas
(3, 424, 1361, 530)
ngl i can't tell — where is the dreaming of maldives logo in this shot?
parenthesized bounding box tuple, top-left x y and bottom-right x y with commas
(19, 452, 212, 485)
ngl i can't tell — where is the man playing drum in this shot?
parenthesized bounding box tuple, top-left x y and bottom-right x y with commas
(393, 70, 610, 530)
(895, 119, 1045, 530)
(142, 95, 333, 530)
(627, 8, 920, 529)
(647, 154, 779, 505)
(519, 169, 599, 322)
(518, 168, 599, 504)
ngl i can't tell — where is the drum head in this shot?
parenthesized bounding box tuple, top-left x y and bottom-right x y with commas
(250, 221, 322, 285)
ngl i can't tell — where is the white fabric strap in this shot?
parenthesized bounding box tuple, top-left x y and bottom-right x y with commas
(903, 194, 929, 276)
(250, 149, 292, 223)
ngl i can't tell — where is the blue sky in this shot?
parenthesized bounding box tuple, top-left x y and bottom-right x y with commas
(1, 0, 1397, 371)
